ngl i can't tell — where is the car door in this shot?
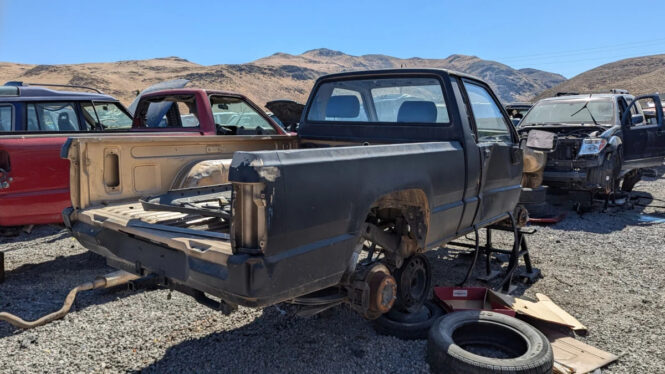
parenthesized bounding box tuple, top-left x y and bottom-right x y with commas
(460, 79, 523, 226)
(621, 94, 665, 165)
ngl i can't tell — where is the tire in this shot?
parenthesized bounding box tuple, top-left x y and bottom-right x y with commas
(372, 300, 444, 340)
(427, 311, 553, 374)
(588, 151, 619, 194)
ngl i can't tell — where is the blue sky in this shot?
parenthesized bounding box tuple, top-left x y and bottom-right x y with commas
(0, 0, 664, 78)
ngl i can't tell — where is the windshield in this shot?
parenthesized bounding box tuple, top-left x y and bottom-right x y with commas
(307, 77, 450, 124)
(82, 102, 133, 130)
(210, 96, 277, 135)
(521, 99, 614, 126)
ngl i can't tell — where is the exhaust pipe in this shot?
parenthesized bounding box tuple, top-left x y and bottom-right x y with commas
(0, 270, 139, 329)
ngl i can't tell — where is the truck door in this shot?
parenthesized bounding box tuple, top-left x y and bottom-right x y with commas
(622, 95, 665, 164)
(460, 80, 523, 225)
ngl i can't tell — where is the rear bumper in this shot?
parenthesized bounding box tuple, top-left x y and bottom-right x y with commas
(69, 220, 353, 307)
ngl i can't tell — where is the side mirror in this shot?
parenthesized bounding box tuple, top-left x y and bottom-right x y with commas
(525, 129, 556, 152)
(631, 114, 645, 126)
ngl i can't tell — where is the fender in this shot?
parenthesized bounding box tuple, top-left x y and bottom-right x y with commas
(598, 125, 623, 153)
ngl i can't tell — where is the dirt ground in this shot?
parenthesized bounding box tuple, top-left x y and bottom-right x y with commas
(1, 169, 664, 373)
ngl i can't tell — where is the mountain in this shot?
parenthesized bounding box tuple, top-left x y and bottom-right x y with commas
(254, 49, 566, 103)
(0, 49, 566, 107)
(535, 54, 665, 100)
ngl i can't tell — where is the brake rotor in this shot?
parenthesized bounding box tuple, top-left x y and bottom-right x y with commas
(364, 264, 397, 319)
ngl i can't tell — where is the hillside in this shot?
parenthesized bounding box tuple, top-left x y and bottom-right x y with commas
(535, 54, 665, 100)
(0, 49, 566, 107)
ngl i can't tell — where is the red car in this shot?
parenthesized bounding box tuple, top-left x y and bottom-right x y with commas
(0, 83, 286, 228)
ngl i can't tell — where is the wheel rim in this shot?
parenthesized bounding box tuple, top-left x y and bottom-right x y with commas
(396, 255, 431, 312)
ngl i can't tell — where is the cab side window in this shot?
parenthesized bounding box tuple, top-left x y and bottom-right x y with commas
(0, 105, 12, 132)
(26, 102, 82, 132)
(463, 82, 513, 143)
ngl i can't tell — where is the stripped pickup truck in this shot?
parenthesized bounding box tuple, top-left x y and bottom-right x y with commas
(64, 69, 531, 318)
(0, 82, 285, 228)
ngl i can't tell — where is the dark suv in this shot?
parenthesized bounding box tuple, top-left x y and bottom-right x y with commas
(0, 82, 132, 133)
(517, 91, 664, 194)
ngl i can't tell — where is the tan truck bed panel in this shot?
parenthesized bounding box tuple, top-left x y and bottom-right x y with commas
(76, 202, 233, 260)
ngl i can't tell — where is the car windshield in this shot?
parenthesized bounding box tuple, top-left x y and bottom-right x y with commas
(306, 77, 450, 123)
(521, 98, 614, 126)
(82, 102, 133, 130)
(210, 96, 277, 135)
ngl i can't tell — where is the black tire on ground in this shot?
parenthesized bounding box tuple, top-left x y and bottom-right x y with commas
(371, 300, 444, 340)
(427, 311, 553, 374)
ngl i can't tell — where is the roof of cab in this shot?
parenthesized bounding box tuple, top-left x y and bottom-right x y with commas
(0, 86, 118, 102)
(314, 68, 483, 83)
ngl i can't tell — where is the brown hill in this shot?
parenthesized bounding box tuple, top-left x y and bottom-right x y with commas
(535, 54, 665, 100)
(0, 49, 565, 107)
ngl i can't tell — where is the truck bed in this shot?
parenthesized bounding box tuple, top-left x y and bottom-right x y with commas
(76, 198, 234, 255)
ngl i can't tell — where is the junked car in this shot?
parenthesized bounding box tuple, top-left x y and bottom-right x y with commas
(505, 102, 532, 126)
(517, 92, 665, 195)
(63, 69, 539, 324)
(0, 82, 286, 229)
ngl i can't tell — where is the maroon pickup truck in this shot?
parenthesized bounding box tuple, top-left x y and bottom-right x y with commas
(0, 84, 286, 229)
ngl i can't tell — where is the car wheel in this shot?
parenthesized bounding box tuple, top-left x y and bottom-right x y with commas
(427, 310, 553, 374)
(393, 254, 432, 313)
(371, 300, 444, 340)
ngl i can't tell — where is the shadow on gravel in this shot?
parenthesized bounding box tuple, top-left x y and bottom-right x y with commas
(137, 305, 415, 374)
(0, 251, 157, 339)
(0, 225, 68, 246)
(137, 246, 538, 373)
(543, 190, 665, 234)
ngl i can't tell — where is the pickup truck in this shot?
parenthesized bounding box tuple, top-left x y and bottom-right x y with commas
(64, 69, 526, 319)
(517, 92, 665, 194)
(0, 83, 286, 228)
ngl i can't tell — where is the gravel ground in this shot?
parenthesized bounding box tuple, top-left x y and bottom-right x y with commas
(1, 169, 665, 373)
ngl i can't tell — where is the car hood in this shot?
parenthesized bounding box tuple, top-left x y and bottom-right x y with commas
(518, 123, 609, 136)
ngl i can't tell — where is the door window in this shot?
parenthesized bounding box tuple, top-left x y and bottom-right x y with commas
(82, 102, 133, 130)
(463, 82, 512, 142)
(26, 102, 82, 132)
(0, 105, 12, 131)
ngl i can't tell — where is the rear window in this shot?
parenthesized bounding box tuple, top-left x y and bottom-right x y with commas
(0, 105, 12, 131)
(307, 77, 450, 124)
(137, 95, 200, 128)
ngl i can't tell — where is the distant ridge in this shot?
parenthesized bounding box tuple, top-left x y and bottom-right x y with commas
(535, 54, 665, 100)
(0, 49, 566, 106)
